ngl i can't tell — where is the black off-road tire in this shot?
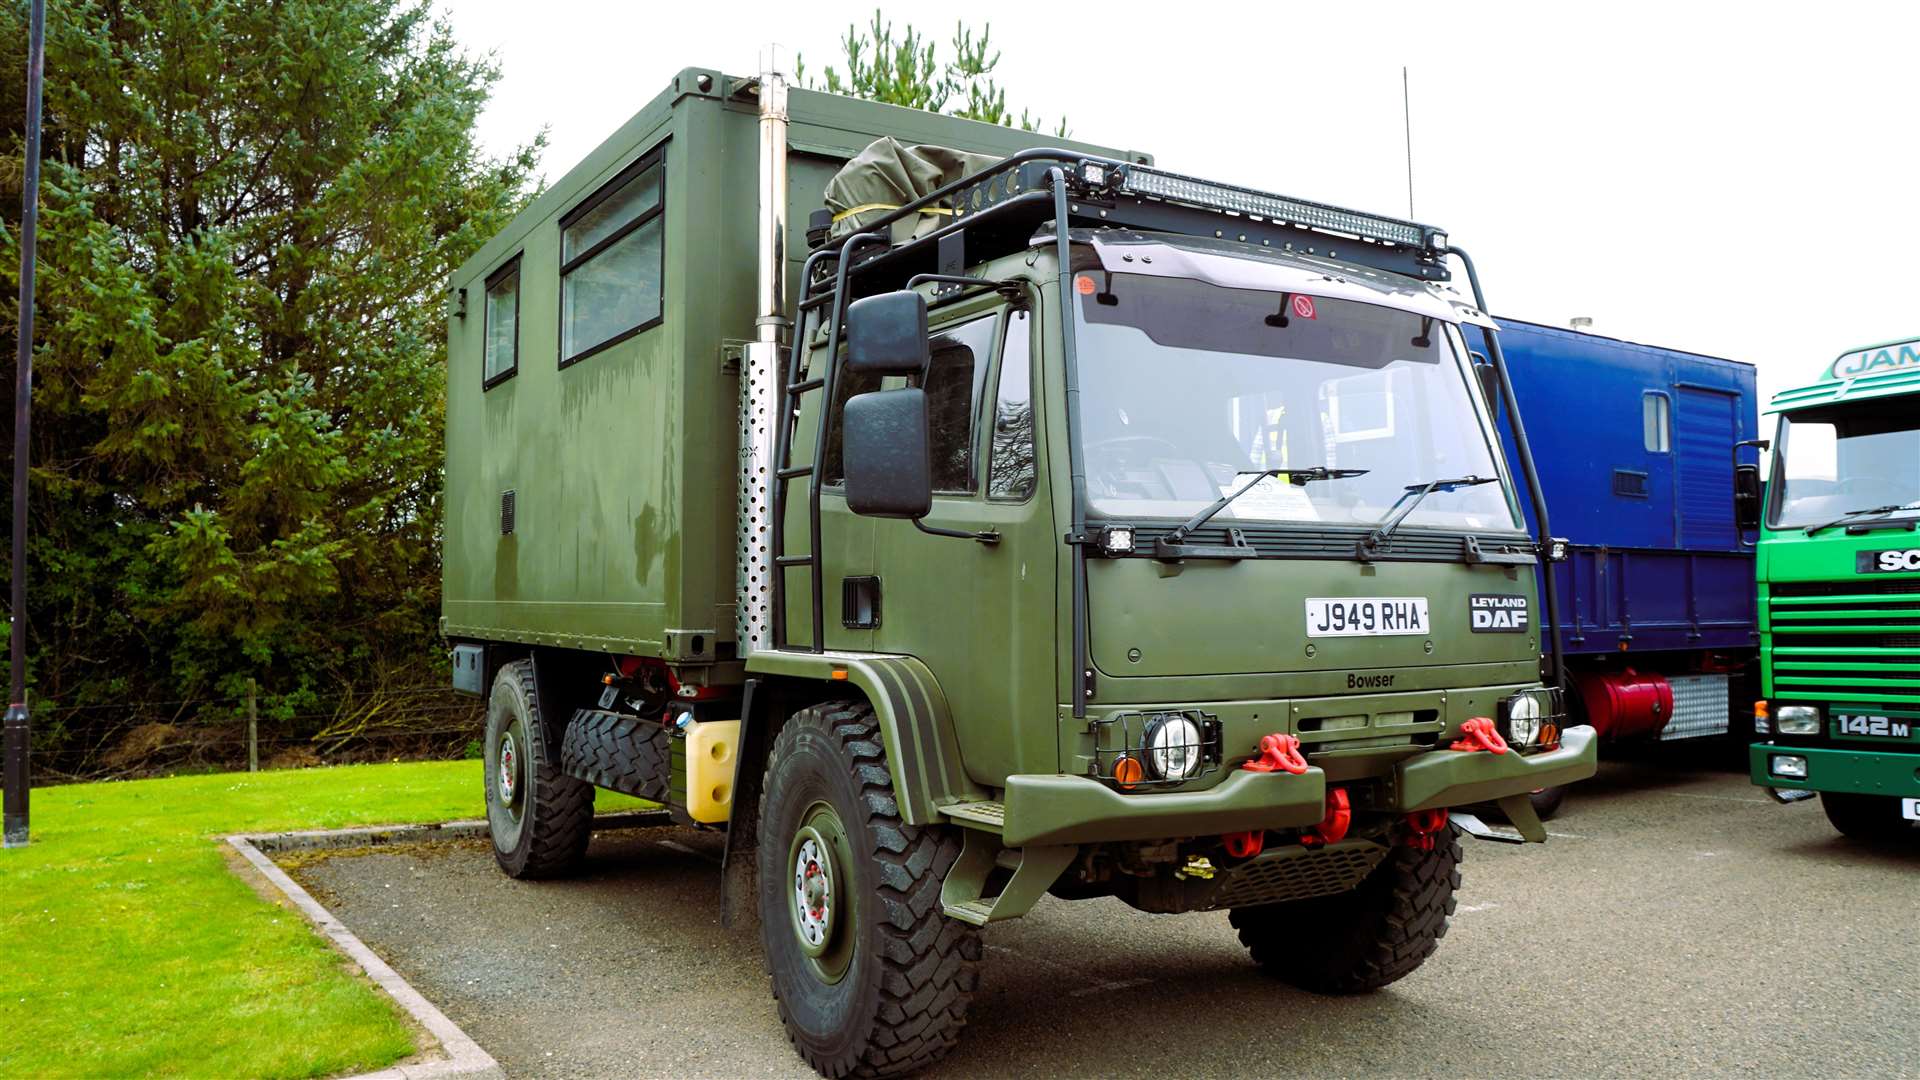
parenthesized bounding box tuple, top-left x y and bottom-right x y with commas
(1820, 792, 1915, 843)
(1528, 785, 1568, 821)
(484, 660, 594, 879)
(1229, 828, 1462, 993)
(757, 700, 982, 1078)
(562, 709, 671, 802)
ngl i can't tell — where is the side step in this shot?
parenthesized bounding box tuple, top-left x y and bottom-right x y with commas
(937, 807, 1072, 926)
(560, 709, 670, 802)
(941, 800, 1006, 833)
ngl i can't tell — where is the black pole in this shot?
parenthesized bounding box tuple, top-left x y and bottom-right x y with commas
(5, 0, 46, 850)
(1449, 245, 1567, 694)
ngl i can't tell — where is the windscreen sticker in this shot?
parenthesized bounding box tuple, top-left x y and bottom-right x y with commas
(1469, 593, 1529, 633)
(1290, 294, 1318, 320)
(1858, 548, 1920, 573)
(1220, 474, 1319, 521)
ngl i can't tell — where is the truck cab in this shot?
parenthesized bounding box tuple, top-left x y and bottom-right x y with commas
(1751, 337, 1920, 839)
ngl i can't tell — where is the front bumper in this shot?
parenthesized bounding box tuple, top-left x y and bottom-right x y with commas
(1749, 742, 1920, 798)
(1001, 726, 1598, 847)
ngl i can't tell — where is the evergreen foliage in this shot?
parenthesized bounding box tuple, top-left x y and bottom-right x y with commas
(0, 0, 540, 770)
(797, 12, 1069, 137)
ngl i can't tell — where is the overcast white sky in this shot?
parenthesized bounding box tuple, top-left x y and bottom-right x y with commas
(444, 1, 1919, 408)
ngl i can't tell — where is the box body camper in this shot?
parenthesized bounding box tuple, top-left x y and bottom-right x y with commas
(444, 67, 1597, 1076)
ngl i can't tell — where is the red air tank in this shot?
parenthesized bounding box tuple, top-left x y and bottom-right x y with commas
(1576, 669, 1673, 739)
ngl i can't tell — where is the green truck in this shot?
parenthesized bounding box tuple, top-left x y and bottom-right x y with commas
(1750, 337, 1920, 840)
(442, 65, 1598, 1076)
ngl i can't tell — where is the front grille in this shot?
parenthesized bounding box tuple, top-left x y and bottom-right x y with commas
(1207, 840, 1388, 909)
(1773, 578, 1920, 597)
(1768, 582, 1920, 707)
(1772, 633, 1920, 650)
(1128, 524, 1530, 563)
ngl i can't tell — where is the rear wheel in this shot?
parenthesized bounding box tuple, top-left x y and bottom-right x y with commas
(484, 660, 594, 879)
(757, 700, 981, 1078)
(1820, 792, 1914, 843)
(1230, 829, 1462, 993)
(1528, 785, 1568, 821)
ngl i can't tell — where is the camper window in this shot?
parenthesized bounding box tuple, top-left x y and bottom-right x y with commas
(559, 154, 664, 365)
(483, 256, 521, 387)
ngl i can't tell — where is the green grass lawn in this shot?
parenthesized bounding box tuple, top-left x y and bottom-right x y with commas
(0, 761, 640, 1078)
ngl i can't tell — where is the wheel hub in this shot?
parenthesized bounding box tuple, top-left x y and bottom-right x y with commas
(498, 731, 519, 807)
(786, 802, 855, 983)
(792, 828, 835, 953)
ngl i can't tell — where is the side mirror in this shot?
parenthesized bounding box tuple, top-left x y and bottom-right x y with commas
(1471, 356, 1502, 413)
(1734, 463, 1764, 530)
(846, 291, 929, 377)
(843, 388, 933, 519)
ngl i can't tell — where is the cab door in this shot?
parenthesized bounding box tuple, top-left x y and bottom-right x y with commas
(868, 305, 1056, 783)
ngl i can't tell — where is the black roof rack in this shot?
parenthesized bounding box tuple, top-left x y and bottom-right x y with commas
(808, 148, 1450, 292)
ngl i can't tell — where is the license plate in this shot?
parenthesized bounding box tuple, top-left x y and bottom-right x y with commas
(1903, 798, 1920, 822)
(1305, 597, 1430, 638)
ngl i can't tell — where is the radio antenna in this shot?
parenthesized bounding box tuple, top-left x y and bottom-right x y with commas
(1402, 66, 1415, 219)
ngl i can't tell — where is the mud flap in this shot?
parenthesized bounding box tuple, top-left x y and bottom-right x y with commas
(719, 679, 768, 931)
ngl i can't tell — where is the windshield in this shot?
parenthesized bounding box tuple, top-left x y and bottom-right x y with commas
(1073, 272, 1518, 531)
(1769, 397, 1920, 528)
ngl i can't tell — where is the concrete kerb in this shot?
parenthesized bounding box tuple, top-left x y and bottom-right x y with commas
(226, 810, 672, 1080)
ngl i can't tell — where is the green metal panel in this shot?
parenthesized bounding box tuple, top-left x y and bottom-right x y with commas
(1748, 742, 1920, 797)
(443, 69, 1143, 659)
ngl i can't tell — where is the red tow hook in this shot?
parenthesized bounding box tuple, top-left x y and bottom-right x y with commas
(1222, 830, 1265, 859)
(1241, 733, 1309, 774)
(1404, 808, 1450, 851)
(1448, 716, 1509, 755)
(1302, 786, 1351, 848)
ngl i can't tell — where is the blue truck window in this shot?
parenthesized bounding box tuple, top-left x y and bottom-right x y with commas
(1642, 392, 1671, 453)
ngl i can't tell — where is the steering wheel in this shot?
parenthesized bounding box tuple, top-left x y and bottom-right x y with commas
(1086, 434, 1206, 501)
(1088, 434, 1186, 462)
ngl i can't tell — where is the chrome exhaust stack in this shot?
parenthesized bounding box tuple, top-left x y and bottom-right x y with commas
(736, 58, 789, 657)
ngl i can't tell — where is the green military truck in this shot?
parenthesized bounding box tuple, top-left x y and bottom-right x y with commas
(1750, 337, 1920, 840)
(442, 65, 1599, 1076)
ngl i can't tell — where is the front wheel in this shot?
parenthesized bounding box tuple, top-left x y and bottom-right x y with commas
(1820, 792, 1915, 843)
(1230, 829, 1462, 993)
(757, 701, 982, 1078)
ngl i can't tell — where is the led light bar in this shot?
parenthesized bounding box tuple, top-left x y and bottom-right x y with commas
(1115, 165, 1438, 252)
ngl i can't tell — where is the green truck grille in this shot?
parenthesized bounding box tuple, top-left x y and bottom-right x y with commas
(1768, 579, 1920, 709)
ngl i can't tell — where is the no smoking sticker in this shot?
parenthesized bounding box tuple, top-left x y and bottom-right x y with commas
(1291, 294, 1317, 320)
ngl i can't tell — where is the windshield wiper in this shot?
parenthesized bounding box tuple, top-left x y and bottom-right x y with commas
(1358, 475, 1499, 561)
(1156, 466, 1368, 556)
(1803, 502, 1920, 537)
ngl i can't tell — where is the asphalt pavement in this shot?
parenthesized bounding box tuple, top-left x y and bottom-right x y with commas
(295, 745, 1918, 1079)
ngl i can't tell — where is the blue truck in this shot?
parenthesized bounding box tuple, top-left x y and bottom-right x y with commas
(1467, 318, 1762, 816)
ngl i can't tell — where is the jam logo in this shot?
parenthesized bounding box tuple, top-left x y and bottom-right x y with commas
(1858, 548, 1920, 574)
(1828, 339, 1920, 381)
(1469, 594, 1529, 633)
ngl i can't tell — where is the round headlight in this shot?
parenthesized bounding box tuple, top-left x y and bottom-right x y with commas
(1143, 714, 1203, 780)
(1505, 693, 1543, 747)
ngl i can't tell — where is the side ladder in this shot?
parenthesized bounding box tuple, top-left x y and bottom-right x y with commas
(767, 233, 889, 652)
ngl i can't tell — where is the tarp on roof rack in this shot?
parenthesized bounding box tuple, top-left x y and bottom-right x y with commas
(825, 137, 999, 244)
